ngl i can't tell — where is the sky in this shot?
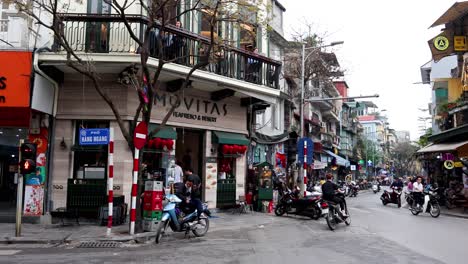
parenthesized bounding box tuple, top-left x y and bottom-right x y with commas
(283, 0, 457, 140)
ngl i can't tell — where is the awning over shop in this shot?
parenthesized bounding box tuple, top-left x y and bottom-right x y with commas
(417, 140, 468, 153)
(324, 150, 350, 167)
(252, 131, 289, 145)
(213, 131, 249, 145)
(148, 124, 177, 139)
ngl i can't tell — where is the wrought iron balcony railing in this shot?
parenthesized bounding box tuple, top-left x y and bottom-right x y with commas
(53, 14, 281, 89)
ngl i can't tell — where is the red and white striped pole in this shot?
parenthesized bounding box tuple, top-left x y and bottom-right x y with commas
(107, 128, 114, 236)
(129, 147, 139, 235)
(303, 140, 308, 197)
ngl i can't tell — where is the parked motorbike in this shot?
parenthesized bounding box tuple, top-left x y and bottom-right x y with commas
(275, 187, 324, 220)
(381, 187, 402, 207)
(323, 191, 350, 231)
(445, 185, 467, 209)
(155, 194, 211, 244)
(407, 188, 440, 218)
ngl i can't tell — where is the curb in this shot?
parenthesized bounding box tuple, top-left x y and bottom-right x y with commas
(440, 212, 468, 219)
(0, 237, 65, 244)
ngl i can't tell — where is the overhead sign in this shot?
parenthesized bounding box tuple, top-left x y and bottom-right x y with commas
(297, 137, 314, 165)
(79, 129, 110, 145)
(134, 122, 148, 150)
(454, 36, 468, 51)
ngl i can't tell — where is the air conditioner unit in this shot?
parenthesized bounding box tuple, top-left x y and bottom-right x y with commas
(320, 122, 327, 128)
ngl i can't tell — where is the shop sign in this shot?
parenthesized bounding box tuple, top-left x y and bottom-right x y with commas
(0, 51, 32, 107)
(151, 90, 247, 133)
(428, 29, 454, 62)
(444, 160, 455, 170)
(350, 165, 356, 171)
(454, 36, 468, 51)
(312, 161, 327, 170)
(79, 128, 110, 145)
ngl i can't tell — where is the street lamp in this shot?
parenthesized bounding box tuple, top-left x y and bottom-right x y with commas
(300, 41, 344, 139)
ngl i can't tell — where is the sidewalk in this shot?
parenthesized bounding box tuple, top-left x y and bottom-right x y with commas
(0, 212, 274, 245)
(440, 207, 468, 219)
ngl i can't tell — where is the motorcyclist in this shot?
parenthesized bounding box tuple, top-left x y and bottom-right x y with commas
(412, 176, 424, 211)
(181, 168, 203, 220)
(322, 173, 347, 217)
(391, 177, 404, 189)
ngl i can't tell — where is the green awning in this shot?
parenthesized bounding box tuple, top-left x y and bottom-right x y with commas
(148, 124, 177, 139)
(213, 131, 249, 145)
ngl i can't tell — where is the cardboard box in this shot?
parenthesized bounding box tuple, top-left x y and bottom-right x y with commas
(145, 181, 163, 191)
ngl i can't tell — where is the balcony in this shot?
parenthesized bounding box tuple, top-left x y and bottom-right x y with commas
(308, 89, 333, 110)
(322, 105, 340, 121)
(52, 14, 281, 89)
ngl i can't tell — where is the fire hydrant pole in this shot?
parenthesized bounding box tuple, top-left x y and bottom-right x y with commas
(15, 139, 24, 237)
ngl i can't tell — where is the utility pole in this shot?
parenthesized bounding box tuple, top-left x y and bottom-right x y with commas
(15, 139, 24, 237)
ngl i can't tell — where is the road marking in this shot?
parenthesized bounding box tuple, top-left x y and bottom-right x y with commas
(0, 250, 21, 255)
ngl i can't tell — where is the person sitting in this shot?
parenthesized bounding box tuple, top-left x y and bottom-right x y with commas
(322, 173, 347, 217)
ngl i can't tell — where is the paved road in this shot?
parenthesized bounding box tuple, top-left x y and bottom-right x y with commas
(1, 189, 467, 264)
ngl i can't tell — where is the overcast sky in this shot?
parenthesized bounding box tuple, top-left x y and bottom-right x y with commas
(283, 0, 457, 140)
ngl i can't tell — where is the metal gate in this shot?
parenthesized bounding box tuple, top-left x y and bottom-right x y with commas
(216, 179, 236, 208)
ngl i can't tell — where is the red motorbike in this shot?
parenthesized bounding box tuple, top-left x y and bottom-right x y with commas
(381, 187, 402, 207)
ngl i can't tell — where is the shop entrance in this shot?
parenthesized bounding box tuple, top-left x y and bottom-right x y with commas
(0, 128, 28, 222)
(175, 129, 204, 179)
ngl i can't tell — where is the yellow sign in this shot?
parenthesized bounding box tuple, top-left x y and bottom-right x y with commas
(444, 160, 455, 170)
(454, 161, 464, 168)
(434, 36, 450, 51)
(454, 36, 468, 51)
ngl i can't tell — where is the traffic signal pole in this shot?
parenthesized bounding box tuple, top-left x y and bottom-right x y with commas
(15, 139, 24, 237)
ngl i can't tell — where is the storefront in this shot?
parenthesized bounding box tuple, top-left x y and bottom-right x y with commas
(49, 76, 251, 211)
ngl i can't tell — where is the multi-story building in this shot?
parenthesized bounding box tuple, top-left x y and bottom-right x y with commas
(1, 1, 287, 221)
(395, 130, 411, 143)
(417, 2, 468, 186)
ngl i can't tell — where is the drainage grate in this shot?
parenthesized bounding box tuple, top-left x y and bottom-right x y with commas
(78, 241, 121, 248)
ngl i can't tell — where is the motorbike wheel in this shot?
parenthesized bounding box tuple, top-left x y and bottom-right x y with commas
(410, 207, 420, 215)
(373, 190, 377, 194)
(192, 216, 210, 237)
(344, 207, 351, 226)
(429, 203, 441, 218)
(275, 205, 286, 216)
(326, 208, 337, 231)
(155, 220, 167, 244)
(398, 199, 401, 208)
(382, 200, 387, 206)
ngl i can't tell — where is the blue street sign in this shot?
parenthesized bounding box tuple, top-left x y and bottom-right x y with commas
(297, 137, 314, 165)
(79, 128, 110, 145)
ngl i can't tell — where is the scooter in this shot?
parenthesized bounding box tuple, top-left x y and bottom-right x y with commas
(323, 190, 350, 231)
(349, 184, 359, 197)
(372, 184, 379, 194)
(275, 187, 324, 220)
(155, 194, 211, 244)
(381, 187, 402, 207)
(407, 188, 441, 218)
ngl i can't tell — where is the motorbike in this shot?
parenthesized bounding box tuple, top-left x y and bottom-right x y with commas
(155, 194, 211, 244)
(323, 191, 350, 231)
(406, 188, 441, 218)
(275, 187, 324, 220)
(349, 183, 359, 197)
(372, 183, 379, 194)
(380, 187, 402, 207)
(445, 185, 467, 209)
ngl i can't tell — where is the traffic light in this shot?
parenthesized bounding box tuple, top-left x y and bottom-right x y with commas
(20, 143, 36, 174)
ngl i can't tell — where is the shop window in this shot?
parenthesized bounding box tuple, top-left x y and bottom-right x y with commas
(72, 121, 109, 179)
(218, 157, 236, 180)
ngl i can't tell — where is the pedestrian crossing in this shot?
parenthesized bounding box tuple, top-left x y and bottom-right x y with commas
(0, 250, 21, 256)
